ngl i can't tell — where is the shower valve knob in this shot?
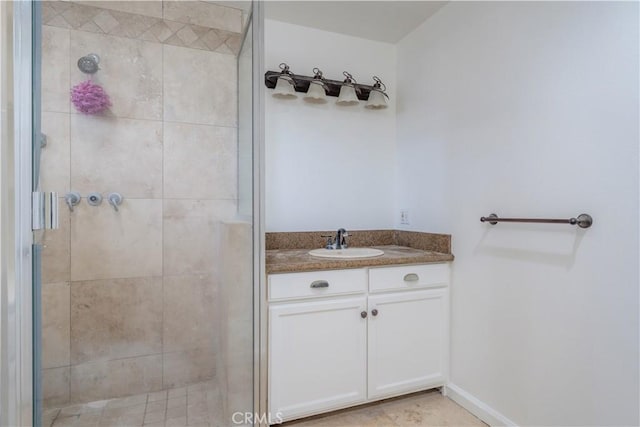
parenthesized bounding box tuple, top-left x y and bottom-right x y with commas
(64, 192, 81, 212)
(107, 192, 123, 212)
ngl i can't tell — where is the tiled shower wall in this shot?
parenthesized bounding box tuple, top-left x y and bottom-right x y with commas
(39, 1, 242, 407)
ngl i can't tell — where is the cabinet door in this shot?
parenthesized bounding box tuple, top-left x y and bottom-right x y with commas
(269, 297, 368, 421)
(368, 289, 448, 400)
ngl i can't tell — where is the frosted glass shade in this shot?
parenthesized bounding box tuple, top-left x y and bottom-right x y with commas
(303, 80, 327, 104)
(365, 89, 387, 109)
(273, 76, 297, 99)
(336, 84, 359, 106)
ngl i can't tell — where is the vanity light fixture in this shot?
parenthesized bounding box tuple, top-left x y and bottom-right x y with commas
(365, 76, 388, 109)
(336, 71, 359, 106)
(272, 63, 297, 99)
(264, 65, 389, 108)
(303, 68, 328, 104)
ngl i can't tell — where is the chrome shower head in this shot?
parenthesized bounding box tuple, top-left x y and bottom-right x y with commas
(77, 53, 100, 74)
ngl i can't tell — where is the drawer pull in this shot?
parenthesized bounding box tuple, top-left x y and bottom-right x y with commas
(403, 273, 419, 282)
(310, 280, 329, 289)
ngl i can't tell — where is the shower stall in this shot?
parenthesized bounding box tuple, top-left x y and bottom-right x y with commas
(1, 1, 264, 426)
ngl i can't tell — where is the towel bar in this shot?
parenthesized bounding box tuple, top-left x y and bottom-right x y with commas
(480, 213, 593, 229)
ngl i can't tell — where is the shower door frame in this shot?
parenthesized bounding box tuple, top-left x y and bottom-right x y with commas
(2, 1, 266, 425)
(2, 1, 35, 426)
(250, 1, 268, 424)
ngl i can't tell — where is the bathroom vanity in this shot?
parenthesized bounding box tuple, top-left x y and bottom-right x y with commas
(265, 231, 453, 422)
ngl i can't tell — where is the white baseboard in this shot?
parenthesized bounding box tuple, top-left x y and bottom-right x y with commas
(445, 383, 518, 427)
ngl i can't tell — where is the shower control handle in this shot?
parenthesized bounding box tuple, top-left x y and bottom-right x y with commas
(107, 192, 123, 212)
(64, 192, 81, 212)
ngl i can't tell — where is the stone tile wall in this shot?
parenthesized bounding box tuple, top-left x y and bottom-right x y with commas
(39, 0, 242, 407)
(42, 1, 243, 54)
(215, 221, 253, 422)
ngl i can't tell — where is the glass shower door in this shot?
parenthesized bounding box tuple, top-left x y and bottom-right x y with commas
(32, 1, 259, 425)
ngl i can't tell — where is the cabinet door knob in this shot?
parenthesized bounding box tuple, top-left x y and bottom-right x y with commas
(371, 309, 378, 316)
(403, 273, 419, 282)
(310, 280, 329, 288)
(360, 311, 368, 318)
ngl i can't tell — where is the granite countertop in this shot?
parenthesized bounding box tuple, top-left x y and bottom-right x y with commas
(266, 245, 454, 274)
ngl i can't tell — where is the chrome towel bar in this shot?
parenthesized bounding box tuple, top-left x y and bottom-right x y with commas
(480, 213, 593, 229)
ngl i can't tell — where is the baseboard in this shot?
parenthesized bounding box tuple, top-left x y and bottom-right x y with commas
(445, 383, 518, 427)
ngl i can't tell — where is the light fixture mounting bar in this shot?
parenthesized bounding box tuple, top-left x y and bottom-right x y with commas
(265, 71, 380, 101)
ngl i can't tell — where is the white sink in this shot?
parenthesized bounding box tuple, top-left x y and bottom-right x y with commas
(308, 248, 385, 259)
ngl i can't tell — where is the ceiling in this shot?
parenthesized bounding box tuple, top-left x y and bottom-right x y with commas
(264, 1, 447, 43)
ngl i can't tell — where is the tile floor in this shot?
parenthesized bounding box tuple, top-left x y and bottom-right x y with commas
(43, 381, 223, 427)
(284, 389, 487, 427)
(44, 386, 486, 427)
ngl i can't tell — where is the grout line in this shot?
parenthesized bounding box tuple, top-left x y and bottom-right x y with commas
(65, 107, 239, 129)
(185, 385, 189, 426)
(56, 196, 238, 202)
(160, 28, 166, 397)
(163, 388, 169, 425)
(66, 23, 73, 411)
(67, 276, 164, 285)
(68, 352, 165, 366)
(142, 392, 150, 425)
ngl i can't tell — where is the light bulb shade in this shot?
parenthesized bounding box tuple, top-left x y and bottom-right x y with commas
(365, 88, 387, 109)
(303, 80, 327, 104)
(336, 84, 359, 106)
(273, 75, 297, 99)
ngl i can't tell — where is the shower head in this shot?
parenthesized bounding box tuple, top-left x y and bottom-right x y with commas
(77, 53, 100, 74)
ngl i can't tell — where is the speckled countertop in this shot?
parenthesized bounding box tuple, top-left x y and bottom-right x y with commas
(266, 244, 454, 274)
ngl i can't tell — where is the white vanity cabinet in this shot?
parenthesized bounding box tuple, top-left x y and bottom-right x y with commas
(268, 263, 449, 422)
(367, 264, 450, 399)
(269, 297, 368, 419)
(367, 289, 448, 399)
(268, 269, 369, 420)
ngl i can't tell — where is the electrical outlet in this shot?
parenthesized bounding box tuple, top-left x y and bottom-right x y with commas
(400, 209, 410, 225)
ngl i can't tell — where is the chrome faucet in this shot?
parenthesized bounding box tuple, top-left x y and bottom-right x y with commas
(322, 228, 350, 250)
(335, 228, 348, 249)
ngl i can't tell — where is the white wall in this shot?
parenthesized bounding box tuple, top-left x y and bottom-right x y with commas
(265, 19, 396, 232)
(396, 2, 639, 426)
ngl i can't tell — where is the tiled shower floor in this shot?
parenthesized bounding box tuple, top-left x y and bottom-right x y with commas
(43, 380, 223, 427)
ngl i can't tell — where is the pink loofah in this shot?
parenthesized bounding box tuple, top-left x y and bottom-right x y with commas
(71, 80, 111, 114)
